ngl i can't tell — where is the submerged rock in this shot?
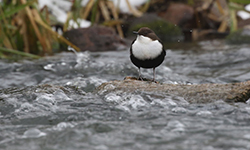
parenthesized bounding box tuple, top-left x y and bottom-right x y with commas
(97, 77, 250, 103)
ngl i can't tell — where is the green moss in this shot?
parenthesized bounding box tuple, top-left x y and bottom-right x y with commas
(129, 20, 184, 43)
(226, 29, 250, 44)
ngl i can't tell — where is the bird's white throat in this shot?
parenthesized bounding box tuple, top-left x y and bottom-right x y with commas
(132, 35, 163, 60)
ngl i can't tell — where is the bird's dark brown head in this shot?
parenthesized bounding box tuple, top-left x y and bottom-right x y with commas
(138, 27, 154, 36)
(133, 27, 159, 41)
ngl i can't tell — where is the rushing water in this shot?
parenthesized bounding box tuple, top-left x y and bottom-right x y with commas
(1, 40, 250, 150)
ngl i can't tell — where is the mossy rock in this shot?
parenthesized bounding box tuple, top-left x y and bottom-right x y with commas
(128, 18, 184, 44)
(226, 29, 250, 44)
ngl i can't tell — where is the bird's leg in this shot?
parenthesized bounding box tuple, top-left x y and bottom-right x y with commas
(138, 67, 143, 81)
(152, 68, 156, 82)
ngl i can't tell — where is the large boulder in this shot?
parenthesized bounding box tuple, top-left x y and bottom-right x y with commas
(63, 25, 126, 52)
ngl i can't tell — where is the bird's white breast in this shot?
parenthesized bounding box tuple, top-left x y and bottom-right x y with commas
(132, 35, 163, 60)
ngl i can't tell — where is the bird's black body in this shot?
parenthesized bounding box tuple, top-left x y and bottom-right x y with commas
(130, 27, 166, 81)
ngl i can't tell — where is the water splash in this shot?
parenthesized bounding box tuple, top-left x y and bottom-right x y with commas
(22, 128, 46, 138)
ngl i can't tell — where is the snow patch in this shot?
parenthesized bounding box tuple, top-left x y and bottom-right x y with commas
(38, 0, 148, 24)
(246, 4, 250, 12)
(68, 19, 91, 29)
(237, 11, 250, 20)
(111, 0, 147, 14)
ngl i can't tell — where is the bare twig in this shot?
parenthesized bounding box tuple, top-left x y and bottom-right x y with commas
(20, 0, 49, 54)
(125, 0, 143, 17)
(82, 0, 95, 19)
(107, 1, 124, 38)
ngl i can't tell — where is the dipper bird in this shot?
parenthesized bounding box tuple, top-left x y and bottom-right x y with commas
(130, 27, 166, 82)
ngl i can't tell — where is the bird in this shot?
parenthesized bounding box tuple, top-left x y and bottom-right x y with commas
(130, 27, 166, 82)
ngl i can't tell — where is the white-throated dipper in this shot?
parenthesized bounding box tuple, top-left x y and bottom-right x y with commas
(130, 27, 166, 82)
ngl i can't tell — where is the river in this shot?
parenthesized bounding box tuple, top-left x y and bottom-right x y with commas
(1, 40, 250, 150)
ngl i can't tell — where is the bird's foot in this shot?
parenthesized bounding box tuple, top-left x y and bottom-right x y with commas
(151, 79, 159, 83)
(138, 76, 144, 81)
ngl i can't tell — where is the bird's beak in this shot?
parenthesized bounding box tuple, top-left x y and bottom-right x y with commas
(133, 31, 138, 35)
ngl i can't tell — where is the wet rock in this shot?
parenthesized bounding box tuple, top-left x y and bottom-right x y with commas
(127, 13, 183, 43)
(158, 3, 194, 27)
(2, 79, 250, 104)
(97, 77, 250, 103)
(63, 25, 126, 52)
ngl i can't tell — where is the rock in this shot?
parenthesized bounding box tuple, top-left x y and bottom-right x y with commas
(2, 78, 250, 104)
(238, 18, 250, 29)
(158, 3, 194, 27)
(97, 77, 250, 103)
(63, 25, 126, 52)
(226, 28, 250, 44)
(127, 13, 184, 43)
